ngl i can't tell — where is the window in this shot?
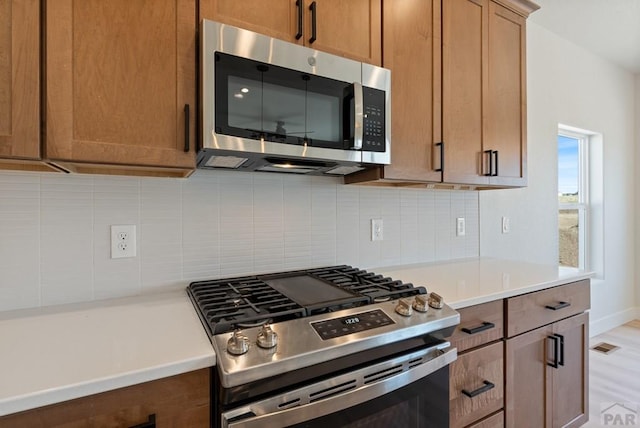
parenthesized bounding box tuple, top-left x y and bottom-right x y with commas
(557, 129, 588, 268)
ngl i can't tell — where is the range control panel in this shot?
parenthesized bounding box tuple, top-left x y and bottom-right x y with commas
(311, 309, 395, 340)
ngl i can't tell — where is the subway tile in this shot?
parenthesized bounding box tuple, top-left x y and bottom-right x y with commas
(40, 175, 94, 306)
(0, 169, 482, 312)
(0, 173, 40, 310)
(93, 176, 141, 299)
(311, 177, 338, 267)
(336, 185, 359, 266)
(140, 178, 182, 290)
(219, 172, 254, 277)
(182, 174, 221, 281)
(253, 173, 285, 273)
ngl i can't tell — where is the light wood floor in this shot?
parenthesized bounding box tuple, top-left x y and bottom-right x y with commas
(583, 320, 640, 427)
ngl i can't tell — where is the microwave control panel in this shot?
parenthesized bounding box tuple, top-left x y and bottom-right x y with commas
(362, 87, 386, 152)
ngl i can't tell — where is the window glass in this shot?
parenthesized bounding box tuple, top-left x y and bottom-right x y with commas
(558, 133, 585, 268)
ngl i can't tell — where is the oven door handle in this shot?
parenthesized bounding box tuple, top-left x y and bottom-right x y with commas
(223, 344, 457, 428)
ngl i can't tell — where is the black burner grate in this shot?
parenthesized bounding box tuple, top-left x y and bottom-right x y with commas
(187, 265, 427, 336)
(188, 277, 306, 335)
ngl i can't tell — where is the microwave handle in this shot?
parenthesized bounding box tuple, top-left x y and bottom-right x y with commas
(352, 82, 364, 150)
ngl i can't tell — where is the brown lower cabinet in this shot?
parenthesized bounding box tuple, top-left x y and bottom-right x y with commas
(450, 299, 505, 427)
(505, 312, 589, 428)
(450, 341, 504, 427)
(468, 411, 504, 428)
(452, 279, 590, 428)
(0, 369, 210, 428)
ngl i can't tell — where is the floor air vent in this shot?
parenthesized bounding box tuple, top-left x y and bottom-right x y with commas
(591, 342, 620, 354)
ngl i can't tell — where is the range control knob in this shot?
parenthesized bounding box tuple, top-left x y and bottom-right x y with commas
(412, 295, 429, 313)
(256, 324, 278, 349)
(227, 330, 250, 355)
(428, 292, 444, 309)
(395, 299, 413, 317)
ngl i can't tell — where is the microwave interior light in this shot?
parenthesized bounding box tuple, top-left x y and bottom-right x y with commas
(205, 155, 248, 169)
(233, 93, 244, 99)
(240, 87, 249, 93)
(258, 163, 321, 174)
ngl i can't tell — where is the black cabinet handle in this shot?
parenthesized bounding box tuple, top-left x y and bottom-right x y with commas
(461, 321, 495, 335)
(435, 142, 444, 172)
(130, 414, 156, 428)
(295, 0, 303, 40)
(545, 301, 571, 311)
(484, 149, 492, 176)
(555, 333, 565, 366)
(493, 150, 499, 176)
(547, 335, 559, 368)
(183, 104, 190, 152)
(309, 1, 317, 44)
(462, 380, 495, 398)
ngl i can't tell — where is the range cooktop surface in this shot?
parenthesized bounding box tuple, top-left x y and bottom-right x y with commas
(187, 265, 426, 335)
(187, 265, 460, 388)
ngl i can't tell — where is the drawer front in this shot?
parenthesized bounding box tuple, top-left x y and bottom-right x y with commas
(450, 342, 504, 428)
(450, 300, 504, 353)
(468, 411, 504, 428)
(506, 280, 590, 338)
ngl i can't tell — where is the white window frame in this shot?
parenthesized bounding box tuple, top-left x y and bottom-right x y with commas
(558, 129, 589, 270)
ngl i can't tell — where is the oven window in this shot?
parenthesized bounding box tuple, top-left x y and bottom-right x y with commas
(288, 366, 449, 428)
(215, 52, 351, 149)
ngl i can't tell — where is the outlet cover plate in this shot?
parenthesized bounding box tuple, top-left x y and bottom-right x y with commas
(371, 219, 383, 241)
(111, 225, 137, 259)
(456, 217, 466, 237)
(502, 217, 510, 234)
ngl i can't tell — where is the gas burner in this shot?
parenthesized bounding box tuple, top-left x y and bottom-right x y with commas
(187, 265, 429, 337)
(236, 318, 271, 329)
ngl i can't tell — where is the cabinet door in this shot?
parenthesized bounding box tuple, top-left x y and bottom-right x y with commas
(487, 2, 527, 186)
(0, 369, 210, 427)
(378, 0, 441, 182)
(200, 0, 300, 44)
(551, 312, 589, 428)
(45, 0, 195, 171)
(344, 0, 439, 185)
(0, 0, 39, 160)
(442, 0, 490, 186)
(505, 324, 552, 427)
(306, 0, 381, 65)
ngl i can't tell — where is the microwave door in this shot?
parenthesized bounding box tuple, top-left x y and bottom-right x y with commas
(342, 83, 363, 151)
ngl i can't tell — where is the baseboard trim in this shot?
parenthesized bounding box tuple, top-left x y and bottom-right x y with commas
(589, 307, 639, 337)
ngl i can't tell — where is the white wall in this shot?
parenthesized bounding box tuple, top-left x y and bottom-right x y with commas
(480, 22, 637, 335)
(637, 74, 640, 316)
(0, 170, 479, 312)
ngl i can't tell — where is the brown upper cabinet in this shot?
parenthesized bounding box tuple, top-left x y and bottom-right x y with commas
(0, 0, 55, 172)
(346, 0, 537, 189)
(200, 0, 382, 66)
(44, 0, 197, 177)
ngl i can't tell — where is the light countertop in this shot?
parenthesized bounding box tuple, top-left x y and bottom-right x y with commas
(0, 257, 592, 418)
(375, 257, 593, 309)
(0, 291, 215, 417)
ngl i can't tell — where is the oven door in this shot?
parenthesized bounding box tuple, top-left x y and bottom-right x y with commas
(221, 342, 456, 428)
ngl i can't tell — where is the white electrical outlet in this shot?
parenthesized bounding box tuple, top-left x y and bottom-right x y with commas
(371, 219, 383, 241)
(111, 225, 137, 259)
(502, 216, 510, 234)
(456, 217, 466, 237)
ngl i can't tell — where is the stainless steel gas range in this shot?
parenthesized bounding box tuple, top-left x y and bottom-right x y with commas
(187, 265, 460, 428)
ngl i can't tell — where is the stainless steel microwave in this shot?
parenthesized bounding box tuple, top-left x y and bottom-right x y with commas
(198, 20, 391, 176)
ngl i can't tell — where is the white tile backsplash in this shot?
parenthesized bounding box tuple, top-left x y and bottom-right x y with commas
(0, 169, 479, 312)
